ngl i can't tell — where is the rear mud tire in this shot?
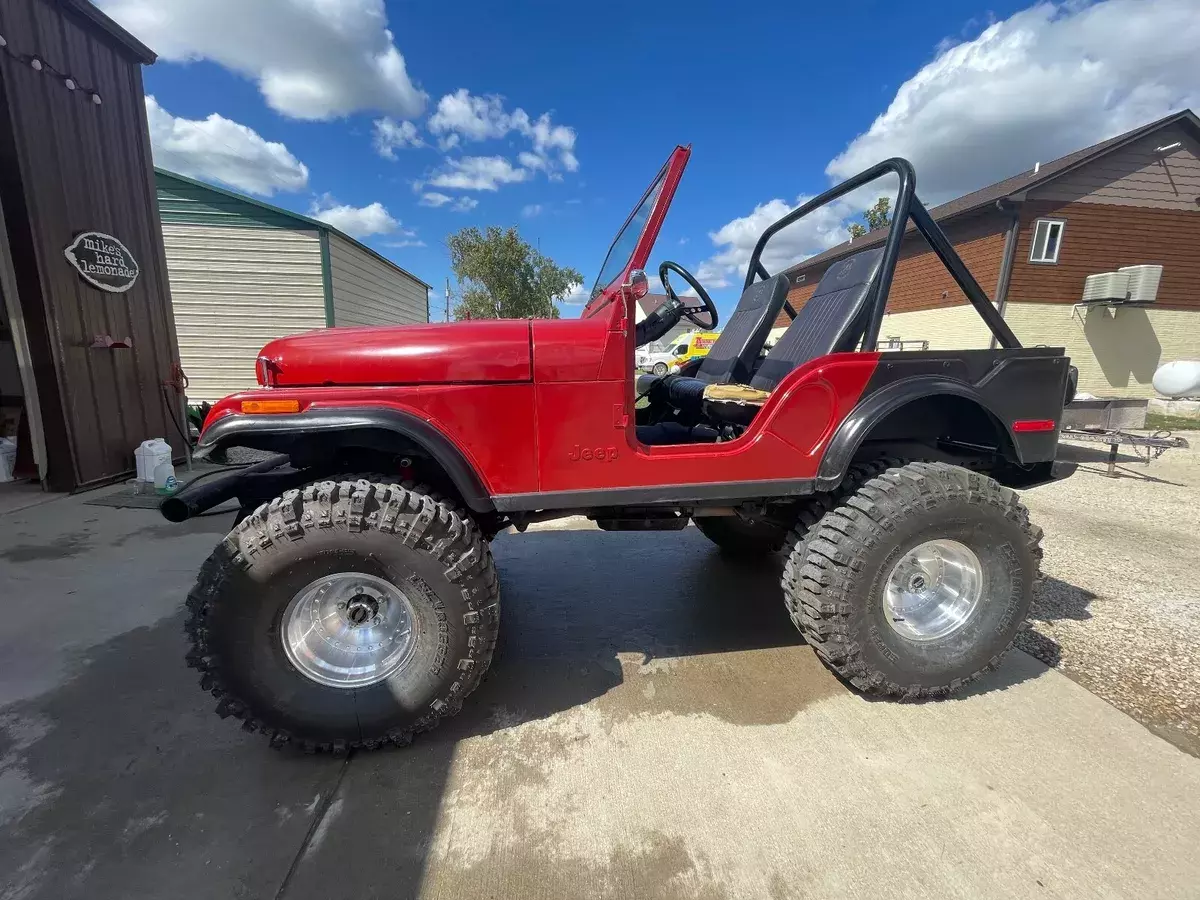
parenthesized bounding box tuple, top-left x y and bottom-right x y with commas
(184, 479, 499, 752)
(693, 515, 788, 556)
(782, 461, 1042, 698)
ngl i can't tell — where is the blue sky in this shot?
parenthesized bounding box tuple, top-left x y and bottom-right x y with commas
(101, 0, 1198, 321)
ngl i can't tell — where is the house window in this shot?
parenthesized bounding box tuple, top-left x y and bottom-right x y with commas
(1029, 218, 1065, 263)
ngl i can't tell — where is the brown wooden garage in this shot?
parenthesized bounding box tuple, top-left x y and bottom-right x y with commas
(0, 0, 180, 492)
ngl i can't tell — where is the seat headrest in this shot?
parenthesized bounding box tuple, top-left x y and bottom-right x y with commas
(811, 248, 885, 298)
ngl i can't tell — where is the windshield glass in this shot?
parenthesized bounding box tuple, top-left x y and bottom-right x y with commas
(589, 166, 666, 300)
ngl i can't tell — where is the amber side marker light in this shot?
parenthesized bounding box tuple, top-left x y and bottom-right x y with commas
(1011, 419, 1057, 433)
(241, 399, 301, 414)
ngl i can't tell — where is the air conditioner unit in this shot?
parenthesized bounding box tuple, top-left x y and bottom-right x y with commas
(1118, 264, 1163, 303)
(1081, 271, 1130, 302)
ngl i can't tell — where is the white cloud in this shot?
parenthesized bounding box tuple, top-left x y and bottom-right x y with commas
(384, 239, 426, 248)
(427, 89, 578, 173)
(309, 196, 398, 237)
(418, 191, 476, 211)
(429, 90, 512, 141)
(699, 0, 1200, 285)
(827, 0, 1200, 204)
(699, 196, 850, 289)
(144, 96, 308, 196)
(427, 156, 530, 191)
(98, 0, 427, 120)
(559, 282, 589, 305)
(373, 117, 423, 157)
(521, 204, 543, 218)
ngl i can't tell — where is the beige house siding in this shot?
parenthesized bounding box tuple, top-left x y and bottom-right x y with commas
(1004, 302, 1200, 398)
(162, 224, 325, 402)
(1028, 126, 1200, 210)
(876, 302, 997, 351)
(768, 302, 998, 351)
(839, 300, 1200, 398)
(328, 234, 427, 327)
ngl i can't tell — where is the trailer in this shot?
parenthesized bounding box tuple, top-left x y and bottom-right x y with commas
(1059, 427, 1189, 477)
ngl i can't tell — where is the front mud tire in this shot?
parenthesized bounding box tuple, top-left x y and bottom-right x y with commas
(783, 461, 1042, 698)
(184, 479, 499, 752)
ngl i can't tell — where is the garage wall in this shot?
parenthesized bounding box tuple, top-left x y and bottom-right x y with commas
(162, 224, 325, 402)
(328, 233, 427, 327)
(1005, 303, 1200, 398)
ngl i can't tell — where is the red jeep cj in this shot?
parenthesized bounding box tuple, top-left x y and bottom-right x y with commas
(165, 149, 1077, 752)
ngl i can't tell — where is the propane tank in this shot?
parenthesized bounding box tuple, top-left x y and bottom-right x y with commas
(1152, 361, 1200, 398)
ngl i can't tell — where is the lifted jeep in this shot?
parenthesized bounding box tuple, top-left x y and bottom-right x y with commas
(166, 149, 1076, 752)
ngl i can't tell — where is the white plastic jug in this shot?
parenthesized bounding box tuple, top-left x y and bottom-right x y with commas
(135, 439, 172, 483)
(154, 458, 178, 495)
(0, 437, 16, 483)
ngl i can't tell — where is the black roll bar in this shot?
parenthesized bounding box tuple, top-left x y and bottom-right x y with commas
(743, 157, 1021, 350)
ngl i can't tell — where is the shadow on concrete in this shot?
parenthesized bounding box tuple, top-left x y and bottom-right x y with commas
(0, 525, 1054, 900)
(1055, 441, 1185, 486)
(0, 612, 348, 900)
(1015, 576, 1101, 671)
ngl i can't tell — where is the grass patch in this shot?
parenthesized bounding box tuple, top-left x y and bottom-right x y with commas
(1145, 411, 1200, 431)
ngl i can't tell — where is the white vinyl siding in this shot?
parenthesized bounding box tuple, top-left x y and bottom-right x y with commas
(328, 234, 427, 327)
(162, 224, 325, 402)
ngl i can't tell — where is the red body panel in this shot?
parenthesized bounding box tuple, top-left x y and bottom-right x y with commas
(261, 320, 532, 386)
(530, 318, 609, 382)
(198, 145, 881, 504)
(205, 351, 878, 499)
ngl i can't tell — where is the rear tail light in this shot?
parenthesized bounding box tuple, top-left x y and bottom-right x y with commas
(1012, 419, 1057, 433)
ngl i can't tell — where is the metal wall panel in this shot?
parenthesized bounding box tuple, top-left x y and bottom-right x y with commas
(328, 233, 428, 327)
(0, 0, 180, 489)
(161, 224, 325, 403)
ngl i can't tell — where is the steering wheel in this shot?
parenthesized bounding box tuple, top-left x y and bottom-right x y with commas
(659, 261, 718, 330)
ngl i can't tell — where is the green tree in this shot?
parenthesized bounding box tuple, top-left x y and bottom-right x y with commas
(848, 196, 892, 239)
(446, 225, 582, 320)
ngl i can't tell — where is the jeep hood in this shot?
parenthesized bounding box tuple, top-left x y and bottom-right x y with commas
(258, 320, 532, 386)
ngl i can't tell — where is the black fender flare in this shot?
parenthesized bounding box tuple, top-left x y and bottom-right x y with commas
(815, 377, 1019, 489)
(196, 407, 495, 512)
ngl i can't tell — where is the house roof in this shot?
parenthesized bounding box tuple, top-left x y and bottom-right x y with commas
(154, 168, 431, 289)
(783, 109, 1200, 277)
(61, 0, 157, 64)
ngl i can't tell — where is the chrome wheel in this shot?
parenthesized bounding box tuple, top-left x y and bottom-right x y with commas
(884, 539, 983, 642)
(281, 573, 418, 688)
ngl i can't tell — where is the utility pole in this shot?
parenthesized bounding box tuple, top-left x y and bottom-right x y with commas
(444, 277, 451, 322)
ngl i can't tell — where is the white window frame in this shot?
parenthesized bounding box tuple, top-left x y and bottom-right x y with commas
(1029, 218, 1066, 264)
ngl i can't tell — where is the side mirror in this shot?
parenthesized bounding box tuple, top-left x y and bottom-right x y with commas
(625, 269, 650, 300)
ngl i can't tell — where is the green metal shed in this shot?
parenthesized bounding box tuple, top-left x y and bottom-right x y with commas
(155, 169, 430, 402)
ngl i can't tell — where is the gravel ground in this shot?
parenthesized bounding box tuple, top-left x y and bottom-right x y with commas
(1017, 431, 1200, 757)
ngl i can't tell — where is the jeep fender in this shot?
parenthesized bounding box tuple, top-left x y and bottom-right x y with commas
(196, 407, 495, 512)
(816, 377, 1020, 489)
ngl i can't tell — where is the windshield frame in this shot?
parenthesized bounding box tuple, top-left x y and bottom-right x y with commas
(583, 145, 691, 319)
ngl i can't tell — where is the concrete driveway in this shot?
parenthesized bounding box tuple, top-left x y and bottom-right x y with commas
(1, 488, 1199, 899)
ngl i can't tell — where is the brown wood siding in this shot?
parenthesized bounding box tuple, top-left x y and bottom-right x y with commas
(772, 211, 1007, 328)
(0, 0, 180, 489)
(1029, 127, 1200, 210)
(1007, 200, 1200, 309)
